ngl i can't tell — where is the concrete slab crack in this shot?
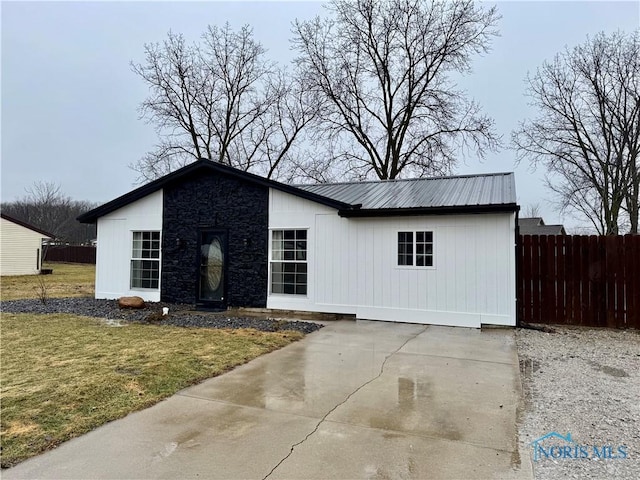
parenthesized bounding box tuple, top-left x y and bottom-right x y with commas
(261, 325, 428, 480)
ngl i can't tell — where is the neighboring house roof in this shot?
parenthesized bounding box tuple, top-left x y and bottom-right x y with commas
(297, 172, 518, 217)
(519, 217, 544, 228)
(78, 159, 518, 223)
(520, 225, 567, 235)
(0, 212, 55, 238)
(518, 217, 566, 235)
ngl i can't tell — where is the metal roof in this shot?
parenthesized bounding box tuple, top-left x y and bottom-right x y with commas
(78, 159, 517, 223)
(296, 172, 516, 211)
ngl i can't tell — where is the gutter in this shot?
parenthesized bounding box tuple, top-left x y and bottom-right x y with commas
(515, 205, 522, 327)
(338, 203, 520, 218)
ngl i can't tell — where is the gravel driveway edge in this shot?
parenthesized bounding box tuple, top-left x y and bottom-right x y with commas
(516, 326, 640, 480)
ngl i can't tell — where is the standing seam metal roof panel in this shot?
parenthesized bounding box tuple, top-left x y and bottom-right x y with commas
(295, 172, 516, 210)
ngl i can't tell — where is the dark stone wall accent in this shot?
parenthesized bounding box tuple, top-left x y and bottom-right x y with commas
(161, 170, 269, 307)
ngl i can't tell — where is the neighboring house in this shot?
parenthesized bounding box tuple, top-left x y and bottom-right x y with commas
(78, 160, 519, 328)
(518, 217, 567, 235)
(0, 213, 54, 276)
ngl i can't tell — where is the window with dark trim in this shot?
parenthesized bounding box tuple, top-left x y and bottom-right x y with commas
(398, 231, 433, 267)
(131, 231, 160, 289)
(416, 231, 434, 266)
(271, 230, 307, 295)
(397, 232, 414, 265)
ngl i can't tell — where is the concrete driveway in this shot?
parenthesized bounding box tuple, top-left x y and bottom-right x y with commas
(4, 320, 532, 479)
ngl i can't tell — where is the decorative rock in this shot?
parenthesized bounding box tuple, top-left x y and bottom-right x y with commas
(118, 296, 146, 309)
(1, 297, 323, 334)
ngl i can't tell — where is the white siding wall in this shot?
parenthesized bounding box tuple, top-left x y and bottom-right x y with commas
(267, 189, 516, 327)
(95, 190, 163, 301)
(0, 218, 49, 275)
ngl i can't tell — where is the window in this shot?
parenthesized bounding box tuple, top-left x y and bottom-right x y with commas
(397, 232, 413, 265)
(131, 231, 160, 289)
(271, 229, 307, 295)
(415, 231, 434, 266)
(398, 231, 433, 267)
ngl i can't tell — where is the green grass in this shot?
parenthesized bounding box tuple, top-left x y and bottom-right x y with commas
(0, 262, 305, 467)
(1, 313, 302, 467)
(1, 262, 95, 301)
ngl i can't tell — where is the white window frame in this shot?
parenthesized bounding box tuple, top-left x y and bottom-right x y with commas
(269, 229, 308, 296)
(396, 230, 435, 269)
(130, 230, 161, 290)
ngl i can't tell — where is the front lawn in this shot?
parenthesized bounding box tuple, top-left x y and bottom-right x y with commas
(0, 313, 302, 467)
(1, 262, 95, 301)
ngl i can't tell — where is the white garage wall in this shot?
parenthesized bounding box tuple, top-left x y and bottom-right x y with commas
(268, 189, 516, 328)
(95, 190, 163, 301)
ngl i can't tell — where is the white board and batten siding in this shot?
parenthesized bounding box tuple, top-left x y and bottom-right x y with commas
(268, 189, 516, 328)
(0, 217, 51, 276)
(95, 190, 163, 301)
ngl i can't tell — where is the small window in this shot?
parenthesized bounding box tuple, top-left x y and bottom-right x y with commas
(416, 231, 434, 267)
(398, 231, 433, 267)
(398, 232, 413, 265)
(131, 231, 160, 289)
(271, 230, 307, 295)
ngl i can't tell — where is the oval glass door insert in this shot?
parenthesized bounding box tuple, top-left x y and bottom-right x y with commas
(199, 232, 224, 302)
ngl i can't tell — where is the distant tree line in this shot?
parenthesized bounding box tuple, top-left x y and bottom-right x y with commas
(1, 181, 97, 244)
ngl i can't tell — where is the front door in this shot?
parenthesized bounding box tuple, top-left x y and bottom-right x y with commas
(197, 230, 227, 308)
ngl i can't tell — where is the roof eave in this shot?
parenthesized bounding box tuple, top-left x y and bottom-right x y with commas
(77, 159, 354, 223)
(1, 212, 56, 238)
(338, 203, 520, 218)
(273, 184, 354, 212)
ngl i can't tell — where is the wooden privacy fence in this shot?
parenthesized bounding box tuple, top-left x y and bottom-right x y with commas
(517, 235, 640, 328)
(44, 245, 96, 264)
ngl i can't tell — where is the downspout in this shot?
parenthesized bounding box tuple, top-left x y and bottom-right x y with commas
(515, 206, 521, 327)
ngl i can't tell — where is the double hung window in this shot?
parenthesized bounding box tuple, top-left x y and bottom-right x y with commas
(271, 230, 307, 295)
(131, 231, 160, 289)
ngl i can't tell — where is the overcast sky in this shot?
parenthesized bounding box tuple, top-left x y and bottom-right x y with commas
(2, 1, 639, 231)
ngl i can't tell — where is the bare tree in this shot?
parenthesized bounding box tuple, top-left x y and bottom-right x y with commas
(5, 182, 71, 236)
(292, 0, 500, 180)
(131, 24, 317, 181)
(287, 145, 349, 184)
(241, 68, 323, 179)
(2, 181, 97, 244)
(523, 203, 542, 218)
(513, 30, 640, 234)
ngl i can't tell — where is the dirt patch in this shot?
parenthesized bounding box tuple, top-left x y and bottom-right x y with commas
(586, 360, 629, 378)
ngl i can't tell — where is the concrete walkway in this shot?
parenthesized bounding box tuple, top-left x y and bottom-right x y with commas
(4, 320, 533, 479)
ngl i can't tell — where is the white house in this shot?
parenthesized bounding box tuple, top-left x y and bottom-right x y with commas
(78, 160, 519, 328)
(0, 213, 54, 276)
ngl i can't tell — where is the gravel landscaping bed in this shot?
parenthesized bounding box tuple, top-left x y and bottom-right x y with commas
(516, 326, 640, 479)
(1, 297, 323, 334)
